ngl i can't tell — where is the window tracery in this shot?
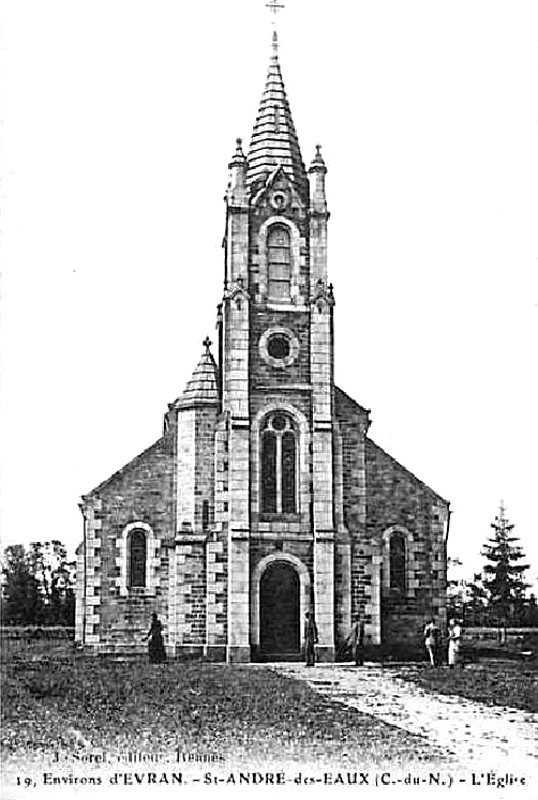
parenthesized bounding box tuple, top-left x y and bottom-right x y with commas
(261, 412, 297, 514)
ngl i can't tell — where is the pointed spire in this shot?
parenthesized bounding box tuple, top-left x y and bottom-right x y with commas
(272, 29, 279, 58)
(246, 33, 308, 198)
(172, 339, 219, 409)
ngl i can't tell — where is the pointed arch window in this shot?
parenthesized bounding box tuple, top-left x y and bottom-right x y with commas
(267, 225, 291, 300)
(261, 413, 297, 514)
(128, 529, 147, 588)
(389, 534, 406, 592)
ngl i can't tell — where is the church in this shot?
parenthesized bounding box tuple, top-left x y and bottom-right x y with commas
(75, 26, 449, 662)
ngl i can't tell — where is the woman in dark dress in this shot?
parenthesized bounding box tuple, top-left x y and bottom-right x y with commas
(146, 613, 166, 663)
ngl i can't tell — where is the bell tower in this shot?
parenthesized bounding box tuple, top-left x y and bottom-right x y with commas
(218, 20, 339, 662)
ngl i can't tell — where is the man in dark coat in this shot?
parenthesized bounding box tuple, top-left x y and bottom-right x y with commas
(304, 612, 318, 666)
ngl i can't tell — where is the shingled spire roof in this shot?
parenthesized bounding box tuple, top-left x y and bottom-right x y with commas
(246, 31, 308, 198)
(172, 338, 219, 409)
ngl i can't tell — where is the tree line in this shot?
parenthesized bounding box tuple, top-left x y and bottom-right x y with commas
(1, 541, 75, 626)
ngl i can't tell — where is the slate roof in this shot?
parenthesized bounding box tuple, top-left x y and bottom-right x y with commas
(246, 31, 308, 198)
(171, 345, 219, 409)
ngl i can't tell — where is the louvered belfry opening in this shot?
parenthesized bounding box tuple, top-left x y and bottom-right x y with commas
(267, 225, 292, 300)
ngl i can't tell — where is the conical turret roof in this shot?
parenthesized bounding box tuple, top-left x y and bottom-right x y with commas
(246, 32, 308, 198)
(172, 339, 219, 408)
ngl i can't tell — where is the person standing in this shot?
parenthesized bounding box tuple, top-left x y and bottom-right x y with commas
(423, 617, 441, 666)
(146, 612, 167, 664)
(304, 612, 318, 667)
(447, 618, 462, 667)
(346, 617, 365, 666)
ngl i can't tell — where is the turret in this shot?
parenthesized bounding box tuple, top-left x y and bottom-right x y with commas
(309, 145, 329, 287)
(227, 138, 248, 207)
(309, 144, 328, 215)
(172, 339, 219, 533)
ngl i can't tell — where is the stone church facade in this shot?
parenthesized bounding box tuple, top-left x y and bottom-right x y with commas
(75, 33, 449, 662)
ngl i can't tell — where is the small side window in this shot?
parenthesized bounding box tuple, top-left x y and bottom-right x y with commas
(129, 530, 146, 588)
(389, 534, 406, 592)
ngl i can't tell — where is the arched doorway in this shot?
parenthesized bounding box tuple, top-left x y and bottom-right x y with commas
(260, 561, 300, 656)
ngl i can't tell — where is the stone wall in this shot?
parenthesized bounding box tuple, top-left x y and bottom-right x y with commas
(205, 534, 228, 658)
(335, 388, 448, 651)
(172, 537, 207, 654)
(335, 389, 377, 643)
(77, 432, 176, 652)
(334, 388, 369, 534)
(365, 437, 448, 648)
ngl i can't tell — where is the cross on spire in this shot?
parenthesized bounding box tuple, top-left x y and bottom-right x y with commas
(266, 0, 285, 18)
(266, 0, 284, 56)
(203, 336, 212, 350)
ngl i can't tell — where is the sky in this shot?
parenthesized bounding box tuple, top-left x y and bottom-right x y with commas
(1, 0, 537, 588)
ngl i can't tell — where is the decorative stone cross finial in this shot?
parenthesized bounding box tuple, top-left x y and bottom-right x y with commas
(203, 336, 212, 350)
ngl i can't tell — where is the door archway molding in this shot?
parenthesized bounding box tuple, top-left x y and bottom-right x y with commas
(251, 553, 311, 647)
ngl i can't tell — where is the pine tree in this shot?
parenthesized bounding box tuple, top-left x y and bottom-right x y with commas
(481, 502, 530, 625)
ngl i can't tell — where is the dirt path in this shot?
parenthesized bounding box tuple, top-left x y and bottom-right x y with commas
(272, 663, 537, 776)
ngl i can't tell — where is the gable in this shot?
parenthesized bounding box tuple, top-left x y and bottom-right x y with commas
(84, 435, 173, 499)
(251, 167, 306, 218)
(365, 437, 448, 507)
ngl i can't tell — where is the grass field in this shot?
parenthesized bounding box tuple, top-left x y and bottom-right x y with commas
(395, 660, 538, 713)
(1, 651, 449, 770)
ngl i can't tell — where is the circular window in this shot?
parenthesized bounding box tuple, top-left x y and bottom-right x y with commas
(259, 326, 299, 369)
(267, 334, 290, 360)
(271, 191, 288, 211)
